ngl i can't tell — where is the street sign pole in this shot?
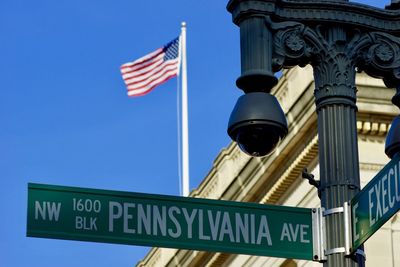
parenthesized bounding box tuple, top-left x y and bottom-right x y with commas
(27, 183, 314, 260)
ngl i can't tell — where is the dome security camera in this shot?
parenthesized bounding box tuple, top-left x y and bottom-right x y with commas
(385, 115, 400, 158)
(227, 92, 288, 157)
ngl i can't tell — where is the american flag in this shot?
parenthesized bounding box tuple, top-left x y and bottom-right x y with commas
(120, 37, 181, 97)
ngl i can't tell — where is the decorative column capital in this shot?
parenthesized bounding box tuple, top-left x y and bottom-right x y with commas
(269, 19, 400, 108)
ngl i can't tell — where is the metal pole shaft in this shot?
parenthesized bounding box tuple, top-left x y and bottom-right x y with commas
(317, 103, 360, 266)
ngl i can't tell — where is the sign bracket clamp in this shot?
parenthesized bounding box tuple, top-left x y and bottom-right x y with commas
(312, 202, 353, 262)
(312, 207, 326, 262)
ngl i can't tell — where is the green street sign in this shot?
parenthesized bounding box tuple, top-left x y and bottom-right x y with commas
(351, 154, 400, 250)
(27, 183, 313, 260)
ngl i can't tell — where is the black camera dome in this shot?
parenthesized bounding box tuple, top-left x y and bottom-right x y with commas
(385, 115, 400, 158)
(228, 92, 288, 157)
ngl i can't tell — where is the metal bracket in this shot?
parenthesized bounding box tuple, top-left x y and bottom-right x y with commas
(302, 168, 321, 198)
(343, 202, 353, 256)
(312, 202, 353, 262)
(325, 247, 346, 255)
(323, 206, 344, 216)
(323, 202, 353, 256)
(312, 207, 327, 262)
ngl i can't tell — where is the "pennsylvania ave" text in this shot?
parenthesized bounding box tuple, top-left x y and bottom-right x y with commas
(108, 202, 311, 246)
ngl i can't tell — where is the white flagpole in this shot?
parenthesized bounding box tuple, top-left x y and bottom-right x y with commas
(181, 22, 190, 197)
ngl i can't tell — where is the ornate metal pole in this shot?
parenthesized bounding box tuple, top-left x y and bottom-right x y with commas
(227, 0, 400, 266)
(311, 26, 361, 266)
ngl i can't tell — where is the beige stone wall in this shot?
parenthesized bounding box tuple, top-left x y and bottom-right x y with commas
(137, 67, 399, 267)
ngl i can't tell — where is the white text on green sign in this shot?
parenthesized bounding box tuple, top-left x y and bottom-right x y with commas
(27, 183, 313, 260)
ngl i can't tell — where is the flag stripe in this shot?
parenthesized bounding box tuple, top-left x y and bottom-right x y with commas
(127, 66, 178, 92)
(127, 64, 178, 91)
(122, 56, 164, 80)
(127, 69, 178, 97)
(121, 52, 164, 75)
(120, 48, 163, 69)
(124, 59, 179, 86)
(120, 37, 180, 97)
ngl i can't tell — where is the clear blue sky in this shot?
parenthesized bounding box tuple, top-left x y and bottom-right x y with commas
(0, 0, 386, 266)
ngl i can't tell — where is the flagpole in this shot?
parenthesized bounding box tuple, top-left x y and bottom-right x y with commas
(181, 22, 190, 197)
